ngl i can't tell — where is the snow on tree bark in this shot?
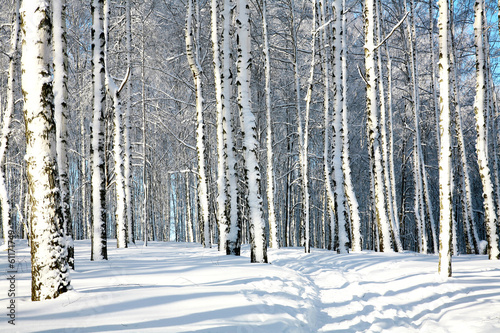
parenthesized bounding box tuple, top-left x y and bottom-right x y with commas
(91, 0, 108, 261)
(332, 0, 349, 253)
(263, 0, 279, 249)
(236, 0, 267, 263)
(104, 0, 127, 249)
(364, 0, 392, 252)
(21, 0, 71, 300)
(341, 0, 362, 252)
(473, 0, 500, 260)
(438, 0, 452, 277)
(53, 0, 74, 268)
(186, 0, 210, 248)
(0, 0, 20, 245)
(222, 0, 241, 255)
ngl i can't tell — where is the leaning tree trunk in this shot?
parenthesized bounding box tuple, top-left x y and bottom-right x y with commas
(0, 0, 20, 245)
(438, 0, 452, 277)
(236, 0, 268, 263)
(473, 0, 499, 260)
(21, 0, 71, 300)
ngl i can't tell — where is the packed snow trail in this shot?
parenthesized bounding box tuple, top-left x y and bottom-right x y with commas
(1, 241, 499, 332)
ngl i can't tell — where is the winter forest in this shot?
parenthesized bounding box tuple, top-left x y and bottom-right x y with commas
(1, 0, 500, 331)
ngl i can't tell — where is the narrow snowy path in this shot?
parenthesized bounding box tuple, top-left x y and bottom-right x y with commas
(271, 248, 500, 332)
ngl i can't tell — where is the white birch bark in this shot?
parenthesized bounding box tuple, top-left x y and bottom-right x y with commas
(319, 0, 336, 250)
(376, 0, 402, 252)
(332, 0, 348, 253)
(21, 0, 71, 300)
(449, 1, 479, 253)
(341, 0, 362, 252)
(236, 0, 268, 263)
(104, 0, 127, 249)
(262, 0, 279, 249)
(53, 0, 74, 268)
(211, 0, 228, 251)
(473, 0, 500, 260)
(364, 0, 392, 252)
(222, 0, 240, 255)
(91, 0, 108, 261)
(0, 0, 20, 245)
(438, 0, 452, 277)
(186, 0, 210, 248)
(124, 0, 134, 244)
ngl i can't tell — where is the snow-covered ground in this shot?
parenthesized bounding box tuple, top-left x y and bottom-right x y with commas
(1, 240, 499, 332)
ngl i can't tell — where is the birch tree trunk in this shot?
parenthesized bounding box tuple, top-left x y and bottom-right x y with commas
(104, 0, 127, 249)
(211, 0, 228, 251)
(332, 0, 349, 254)
(53, 0, 74, 268)
(222, 0, 241, 255)
(186, 0, 210, 248)
(21, 0, 71, 300)
(263, 0, 279, 249)
(236, 0, 268, 263)
(341, 0, 362, 252)
(449, 0, 479, 254)
(91, 0, 108, 261)
(124, 0, 134, 244)
(473, 0, 500, 260)
(438, 0, 452, 277)
(364, 0, 392, 252)
(1, 0, 20, 245)
(319, 0, 337, 250)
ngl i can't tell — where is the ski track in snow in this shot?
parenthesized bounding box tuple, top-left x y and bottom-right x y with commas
(1, 241, 499, 332)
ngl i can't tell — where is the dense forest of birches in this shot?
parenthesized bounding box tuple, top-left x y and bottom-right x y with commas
(1, 0, 500, 276)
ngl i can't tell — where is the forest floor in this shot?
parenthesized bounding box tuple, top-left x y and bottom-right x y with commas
(1, 239, 499, 332)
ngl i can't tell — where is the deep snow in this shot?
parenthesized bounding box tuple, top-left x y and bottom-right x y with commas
(1, 240, 499, 332)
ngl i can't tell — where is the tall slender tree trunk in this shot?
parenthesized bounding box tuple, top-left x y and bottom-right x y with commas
(438, 0, 452, 277)
(124, 0, 134, 244)
(91, 0, 108, 261)
(364, 0, 392, 252)
(263, 0, 279, 249)
(332, 0, 349, 254)
(53, 0, 74, 268)
(341, 0, 362, 252)
(186, 0, 210, 248)
(1, 0, 20, 245)
(236, 0, 268, 263)
(104, 0, 127, 249)
(221, 0, 240, 255)
(473, 0, 500, 260)
(21, 0, 71, 300)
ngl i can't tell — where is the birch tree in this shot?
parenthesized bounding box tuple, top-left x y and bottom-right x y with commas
(21, 0, 71, 300)
(341, 0, 362, 252)
(473, 0, 499, 260)
(438, 0, 452, 277)
(236, 0, 268, 263)
(263, 0, 279, 249)
(91, 0, 108, 260)
(186, 0, 210, 248)
(0, 0, 20, 245)
(222, 0, 241, 255)
(364, 0, 392, 252)
(332, 0, 349, 253)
